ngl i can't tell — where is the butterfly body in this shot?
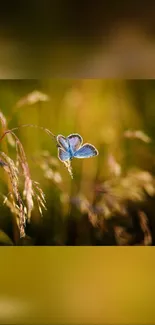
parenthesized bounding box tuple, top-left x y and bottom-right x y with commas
(65, 137, 75, 159)
(57, 133, 98, 162)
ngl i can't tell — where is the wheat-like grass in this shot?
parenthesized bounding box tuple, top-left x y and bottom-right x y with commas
(0, 116, 47, 238)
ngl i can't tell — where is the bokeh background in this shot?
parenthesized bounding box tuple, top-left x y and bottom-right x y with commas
(1, 1, 155, 77)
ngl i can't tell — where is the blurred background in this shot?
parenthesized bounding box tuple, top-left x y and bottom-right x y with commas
(0, 1, 155, 77)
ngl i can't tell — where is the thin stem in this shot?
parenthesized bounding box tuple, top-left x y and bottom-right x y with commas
(4, 124, 57, 144)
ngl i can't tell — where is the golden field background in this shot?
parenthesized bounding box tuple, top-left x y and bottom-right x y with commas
(0, 248, 155, 324)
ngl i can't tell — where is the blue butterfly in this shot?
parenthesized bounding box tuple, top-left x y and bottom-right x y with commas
(56, 133, 98, 162)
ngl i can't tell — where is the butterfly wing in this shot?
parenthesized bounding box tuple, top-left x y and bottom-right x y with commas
(57, 135, 69, 151)
(74, 144, 98, 158)
(58, 147, 70, 161)
(67, 133, 83, 152)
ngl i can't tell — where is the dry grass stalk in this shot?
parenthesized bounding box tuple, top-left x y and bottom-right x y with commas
(63, 160, 73, 179)
(0, 124, 46, 237)
(0, 152, 26, 237)
(138, 210, 152, 245)
(124, 129, 151, 143)
(12, 131, 47, 222)
(16, 90, 50, 108)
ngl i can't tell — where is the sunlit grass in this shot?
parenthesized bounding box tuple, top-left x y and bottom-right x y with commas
(0, 80, 154, 245)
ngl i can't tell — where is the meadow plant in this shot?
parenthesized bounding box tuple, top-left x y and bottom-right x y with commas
(0, 114, 47, 239)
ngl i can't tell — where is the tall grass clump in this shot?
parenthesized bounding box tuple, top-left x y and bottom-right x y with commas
(0, 112, 47, 241)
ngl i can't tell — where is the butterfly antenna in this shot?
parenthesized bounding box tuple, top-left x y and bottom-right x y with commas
(0, 124, 57, 145)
